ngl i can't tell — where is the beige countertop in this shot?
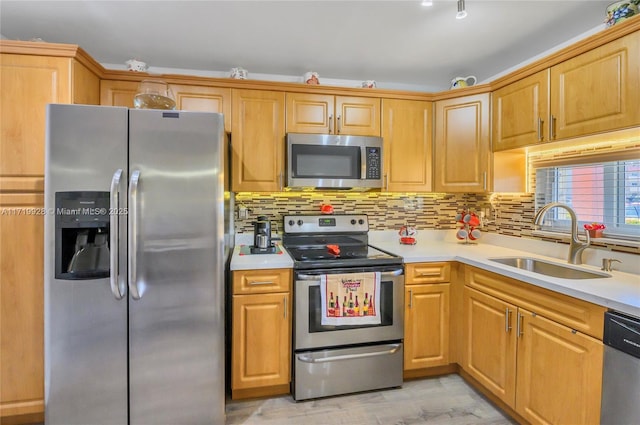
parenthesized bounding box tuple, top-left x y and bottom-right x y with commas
(229, 230, 640, 317)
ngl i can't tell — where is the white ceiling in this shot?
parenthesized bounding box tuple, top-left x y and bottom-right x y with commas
(0, 0, 612, 91)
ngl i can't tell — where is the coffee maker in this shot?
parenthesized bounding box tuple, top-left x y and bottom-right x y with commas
(251, 215, 276, 254)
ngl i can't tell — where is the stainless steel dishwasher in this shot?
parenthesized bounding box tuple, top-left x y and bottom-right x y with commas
(600, 311, 640, 425)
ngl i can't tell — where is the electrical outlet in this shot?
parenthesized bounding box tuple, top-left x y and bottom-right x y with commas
(238, 206, 248, 220)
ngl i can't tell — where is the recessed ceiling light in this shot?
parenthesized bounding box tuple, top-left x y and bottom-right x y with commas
(421, 0, 433, 6)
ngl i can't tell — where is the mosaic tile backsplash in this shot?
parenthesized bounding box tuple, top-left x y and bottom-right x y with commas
(234, 192, 535, 236)
(234, 191, 637, 254)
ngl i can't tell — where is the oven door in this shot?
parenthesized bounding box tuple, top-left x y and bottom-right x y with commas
(294, 266, 404, 350)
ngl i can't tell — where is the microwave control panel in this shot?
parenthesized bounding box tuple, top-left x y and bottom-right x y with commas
(365, 147, 381, 179)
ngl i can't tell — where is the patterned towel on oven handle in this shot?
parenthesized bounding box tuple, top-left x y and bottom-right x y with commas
(320, 272, 381, 326)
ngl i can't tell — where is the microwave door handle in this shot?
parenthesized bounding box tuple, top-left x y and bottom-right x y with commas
(360, 145, 367, 180)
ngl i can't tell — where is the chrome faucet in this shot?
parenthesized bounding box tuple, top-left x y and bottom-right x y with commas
(533, 202, 591, 265)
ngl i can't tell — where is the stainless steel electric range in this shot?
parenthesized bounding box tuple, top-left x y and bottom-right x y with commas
(283, 214, 404, 401)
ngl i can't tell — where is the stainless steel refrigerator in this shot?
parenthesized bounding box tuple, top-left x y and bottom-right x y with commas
(44, 104, 226, 425)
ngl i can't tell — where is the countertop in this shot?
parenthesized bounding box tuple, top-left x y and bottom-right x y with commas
(229, 231, 640, 317)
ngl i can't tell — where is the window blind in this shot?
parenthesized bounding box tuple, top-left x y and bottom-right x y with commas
(535, 160, 640, 239)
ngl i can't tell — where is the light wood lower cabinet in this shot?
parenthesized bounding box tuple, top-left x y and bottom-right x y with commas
(404, 284, 450, 371)
(403, 263, 451, 374)
(231, 269, 292, 399)
(515, 308, 603, 425)
(463, 267, 605, 425)
(463, 286, 518, 406)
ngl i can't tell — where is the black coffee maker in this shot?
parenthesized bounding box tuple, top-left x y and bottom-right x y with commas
(251, 215, 276, 254)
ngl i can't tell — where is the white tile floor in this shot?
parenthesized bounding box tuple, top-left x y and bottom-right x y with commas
(225, 375, 516, 424)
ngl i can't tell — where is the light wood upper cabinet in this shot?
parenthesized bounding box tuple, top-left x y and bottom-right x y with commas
(0, 51, 99, 421)
(231, 269, 292, 399)
(100, 79, 138, 107)
(101, 81, 231, 131)
(381, 99, 433, 192)
(231, 89, 285, 192)
(434, 94, 491, 193)
(492, 70, 549, 151)
(286, 93, 380, 136)
(170, 84, 231, 132)
(549, 30, 640, 141)
(2, 55, 72, 179)
(493, 31, 639, 150)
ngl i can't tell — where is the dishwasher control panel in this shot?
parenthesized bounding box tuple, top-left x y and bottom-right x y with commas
(604, 311, 640, 359)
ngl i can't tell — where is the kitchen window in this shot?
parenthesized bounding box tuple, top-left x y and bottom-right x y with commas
(535, 159, 640, 240)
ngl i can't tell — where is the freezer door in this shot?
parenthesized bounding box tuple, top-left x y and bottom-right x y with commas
(128, 110, 225, 425)
(44, 104, 128, 425)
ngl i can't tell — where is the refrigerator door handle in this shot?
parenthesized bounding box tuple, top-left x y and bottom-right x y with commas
(128, 170, 142, 300)
(110, 169, 125, 299)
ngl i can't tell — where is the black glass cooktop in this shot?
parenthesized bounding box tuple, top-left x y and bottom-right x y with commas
(284, 244, 401, 270)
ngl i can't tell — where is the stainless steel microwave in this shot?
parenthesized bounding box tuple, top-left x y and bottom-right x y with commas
(286, 133, 383, 190)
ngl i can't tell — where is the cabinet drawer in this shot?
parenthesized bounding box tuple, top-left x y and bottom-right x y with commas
(233, 268, 292, 295)
(405, 262, 451, 285)
(465, 266, 605, 339)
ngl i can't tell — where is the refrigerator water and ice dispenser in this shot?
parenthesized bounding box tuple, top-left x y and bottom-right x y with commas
(55, 191, 110, 279)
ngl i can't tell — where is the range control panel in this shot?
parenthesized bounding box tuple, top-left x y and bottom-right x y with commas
(284, 214, 369, 234)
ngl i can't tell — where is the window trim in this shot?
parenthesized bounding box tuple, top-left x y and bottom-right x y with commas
(532, 149, 640, 242)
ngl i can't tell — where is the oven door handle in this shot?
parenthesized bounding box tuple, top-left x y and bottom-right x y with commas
(297, 343, 401, 363)
(296, 269, 403, 281)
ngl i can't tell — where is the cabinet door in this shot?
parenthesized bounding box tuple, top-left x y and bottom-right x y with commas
(1, 54, 70, 179)
(463, 286, 517, 407)
(492, 70, 549, 151)
(285, 92, 334, 134)
(100, 80, 138, 107)
(232, 293, 291, 391)
(171, 84, 231, 132)
(381, 99, 432, 192)
(550, 31, 640, 140)
(335, 96, 380, 136)
(231, 89, 285, 192)
(434, 94, 490, 192)
(404, 283, 450, 370)
(0, 194, 45, 419)
(515, 309, 603, 425)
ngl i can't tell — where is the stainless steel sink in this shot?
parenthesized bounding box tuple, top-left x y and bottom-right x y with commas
(489, 257, 611, 279)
